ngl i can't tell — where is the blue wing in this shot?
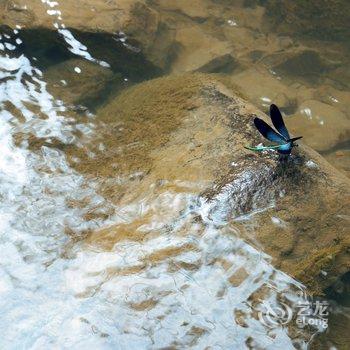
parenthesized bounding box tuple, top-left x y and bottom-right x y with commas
(270, 104, 290, 141)
(254, 117, 286, 144)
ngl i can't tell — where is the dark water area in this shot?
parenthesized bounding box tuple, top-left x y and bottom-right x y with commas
(0, 0, 349, 349)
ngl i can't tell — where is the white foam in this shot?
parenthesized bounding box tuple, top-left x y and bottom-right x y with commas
(306, 160, 318, 169)
(57, 28, 110, 68)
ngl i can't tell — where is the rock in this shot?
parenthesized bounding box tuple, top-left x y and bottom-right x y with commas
(0, 0, 160, 44)
(44, 58, 122, 108)
(62, 73, 214, 191)
(246, 50, 264, 62)
(326, 63, 350, 90)
(1, 0, 134, 32)
(310, 306, 350, 349)
(233, 76, 350, 154)
(170, 25, 232, 73)
(123, 1, 177, 70)
(226, 4, 265, 31)
(195, 54, 240, 74)
(222, 26, 267, 57)
(229, 67, 298, 112)
(317, 85, 350, 116)
(323, 149, 350, 178)
(272, 50, 338, 83)
(152, 0, 209, 22)
(288, 100, 350, 152)
(65, 73, 349, 295)
(295, 85, 316, 104)
(278, 36, 294, 49)
(0, 0, 176, 71)
(265, 0, 350, 42)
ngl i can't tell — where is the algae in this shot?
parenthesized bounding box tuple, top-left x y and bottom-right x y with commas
(66, 73, 210, 179)
(294, 244, 346, 295)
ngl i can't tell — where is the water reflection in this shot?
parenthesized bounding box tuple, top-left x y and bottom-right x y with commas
(65, 186, 310, 348)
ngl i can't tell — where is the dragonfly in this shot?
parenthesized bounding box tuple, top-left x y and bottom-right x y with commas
(245, 104, 302, 155)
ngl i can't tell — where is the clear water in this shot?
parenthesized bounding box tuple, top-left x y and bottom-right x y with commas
(0, 1, 348, 349)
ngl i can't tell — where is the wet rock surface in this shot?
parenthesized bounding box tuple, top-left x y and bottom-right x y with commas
(66, 73, 350, 296)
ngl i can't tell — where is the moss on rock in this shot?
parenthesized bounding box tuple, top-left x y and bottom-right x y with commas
(48, 72, 350, 296)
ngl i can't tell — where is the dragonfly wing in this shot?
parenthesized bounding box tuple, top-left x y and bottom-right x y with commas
(254, 117, 286, 144)
(270, 104, 290, 141)
(277, 142, 292, 155)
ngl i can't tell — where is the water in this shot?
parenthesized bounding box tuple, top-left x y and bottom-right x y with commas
(0, 1, 349, 349)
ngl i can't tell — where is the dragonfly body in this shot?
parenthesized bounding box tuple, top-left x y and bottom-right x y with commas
(245, 104, 302, 156)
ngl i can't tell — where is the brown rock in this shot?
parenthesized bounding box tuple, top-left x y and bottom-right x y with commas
(153, 0, 210, 21)
(229, 67, 298, 112)
(265, 0, 350, 42)
(289, 100, 350, 152)
(1, 0, 137, 33)
(69, 73, 350, 295)
(273, 50, 338, 83)
(195, 54, 240, 74)
(171, 25, 232, 73)
(0, 0, 176, 70)
(323, 149, 350, 178)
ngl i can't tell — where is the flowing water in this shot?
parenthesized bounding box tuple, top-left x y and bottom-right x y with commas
(0, 1, 349, 349)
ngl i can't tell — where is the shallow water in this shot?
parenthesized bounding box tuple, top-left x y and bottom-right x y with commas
(0, 1, 349, 349)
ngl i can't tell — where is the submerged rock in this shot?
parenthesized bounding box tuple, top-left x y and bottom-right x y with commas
(44, 58, 123, 109)
(265, 0, 350, 42)
(170, 25, 232, 73)
(229, 67, 299, 111)
(195, 54, 240, 74)
(1, 0, 133, 32)
(69, 73, 349, 295)
(289, 100, 350, 152)
(323, 149, 350, 178)
(0, 0, 176, 71)
(310, 303, 350, 349)
(152, 0, 210, 22)
(272, 50, 338, 83)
